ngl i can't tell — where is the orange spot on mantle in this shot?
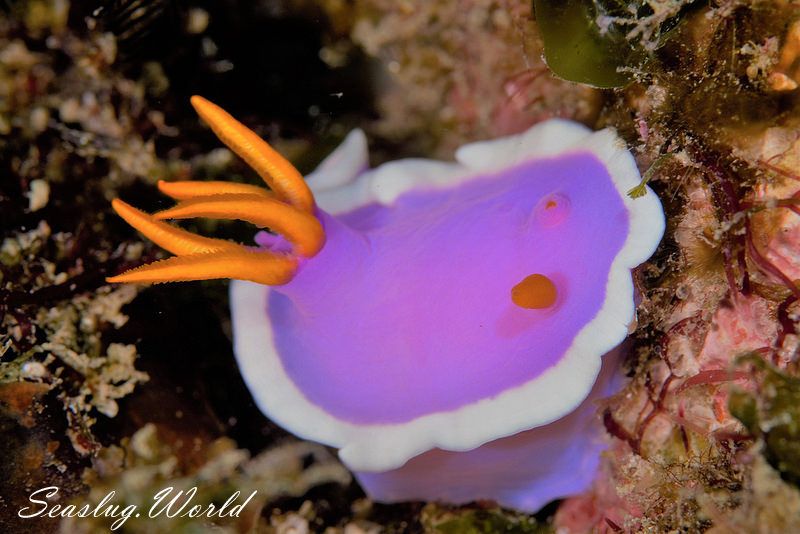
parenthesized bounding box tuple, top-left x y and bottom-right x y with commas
(511, 273, 557, 309)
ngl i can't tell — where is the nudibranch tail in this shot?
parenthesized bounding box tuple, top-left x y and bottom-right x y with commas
(189, 95, 315, 213)
(106, 96, 324, 286)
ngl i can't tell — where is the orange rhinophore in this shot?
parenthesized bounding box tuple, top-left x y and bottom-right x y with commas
(106, 96, 324, 286)
(189, 96, 315, 213)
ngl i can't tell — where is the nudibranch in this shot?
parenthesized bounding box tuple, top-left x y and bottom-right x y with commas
(108, 96, 664, 512)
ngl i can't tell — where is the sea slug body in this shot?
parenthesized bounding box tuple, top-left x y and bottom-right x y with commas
(109, 97, 665, 511)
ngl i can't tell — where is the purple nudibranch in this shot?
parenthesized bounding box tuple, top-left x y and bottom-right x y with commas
(110, 98, 665, 512)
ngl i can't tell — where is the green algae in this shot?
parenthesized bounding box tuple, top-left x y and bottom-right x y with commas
(730, 355, 800, 485)
(533, 0, 640, 88)
(627, 153, 675, 198)
(422, 504, 550, 534)
(533, 0, 702, 88)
